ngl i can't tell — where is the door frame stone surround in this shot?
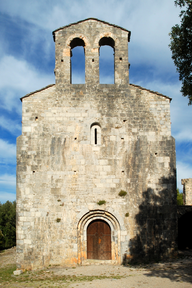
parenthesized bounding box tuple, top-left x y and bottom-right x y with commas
(77, 210, 121, 264)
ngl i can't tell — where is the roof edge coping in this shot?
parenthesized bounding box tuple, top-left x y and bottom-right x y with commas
(20, 83, 171, 102)
(20, 84, 55, 101)
(52, 18, 131, 42)
(129, 83, 172, 101)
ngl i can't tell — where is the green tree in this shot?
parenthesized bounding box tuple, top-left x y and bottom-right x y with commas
(169, 0, 192, 105)
(0, 229, 4, 249)
(0, 201, 16, 250)
(177, 188, 183, 205)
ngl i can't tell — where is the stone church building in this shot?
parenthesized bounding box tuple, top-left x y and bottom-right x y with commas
(16, 18, 177, 270)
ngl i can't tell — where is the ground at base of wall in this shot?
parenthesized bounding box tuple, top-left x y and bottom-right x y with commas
(0, 248, 192, 287)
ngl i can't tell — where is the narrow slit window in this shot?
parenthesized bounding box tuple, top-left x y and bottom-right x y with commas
(91, 124, 101, 145)
(95, 128, 97, 144)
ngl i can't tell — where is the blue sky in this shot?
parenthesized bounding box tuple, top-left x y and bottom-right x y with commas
(0, 0, 192, 203)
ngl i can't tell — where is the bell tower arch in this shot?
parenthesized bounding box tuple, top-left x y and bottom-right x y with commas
(52, 18, 131, 87)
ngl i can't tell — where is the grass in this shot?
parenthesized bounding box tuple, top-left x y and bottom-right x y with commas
(0, 265, 125, 287)
(0, 264, 16, 282)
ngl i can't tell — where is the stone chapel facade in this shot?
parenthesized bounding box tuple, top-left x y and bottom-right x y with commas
(16, 18, 177, 270)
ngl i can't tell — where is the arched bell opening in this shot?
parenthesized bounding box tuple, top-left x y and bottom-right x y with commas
(70, 37, 85, 84)
(99, 36, 115, 84)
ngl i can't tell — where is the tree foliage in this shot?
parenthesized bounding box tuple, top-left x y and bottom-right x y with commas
(169, 0, 192, 105)
(0, 201, 16, 250)
(177, 188, 183, 205)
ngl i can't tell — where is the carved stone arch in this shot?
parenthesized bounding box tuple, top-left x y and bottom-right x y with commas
(66, 34, 90, 48)
(61, 34, 89, 60)
(77, 210, 121, 264)
(94, 32, 119, 49)
(63, 34, 89, 63)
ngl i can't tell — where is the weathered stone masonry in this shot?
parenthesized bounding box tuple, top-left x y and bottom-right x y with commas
(16, 18, 177, 269)
(181, 178, 192, 205)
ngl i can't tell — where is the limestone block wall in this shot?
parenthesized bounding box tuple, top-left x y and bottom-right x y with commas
(16, 82, 176, 269)
(181, 178, 192, 205)
(16, 19, 177, 270)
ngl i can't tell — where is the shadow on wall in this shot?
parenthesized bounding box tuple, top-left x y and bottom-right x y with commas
(178, 212, 192, 250)
(123, 175, 177, 265)
(122, 176, 192, 283)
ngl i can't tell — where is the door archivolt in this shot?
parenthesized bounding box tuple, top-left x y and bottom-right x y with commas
(77, 210, 121, 264)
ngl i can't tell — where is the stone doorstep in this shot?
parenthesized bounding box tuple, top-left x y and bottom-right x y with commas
(82, 259, 118, 266)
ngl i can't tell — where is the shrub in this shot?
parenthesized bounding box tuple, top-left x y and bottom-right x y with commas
(97, 200, 106, 205)
(177, 189, 183, 205)
(118, 190, 127, 197)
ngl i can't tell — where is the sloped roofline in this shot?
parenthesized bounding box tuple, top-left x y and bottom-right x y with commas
(20, 83, 171, 102)
(52, 18, 131, 42)
(20, 84, 55, 101)
(129, 83, 172, 101)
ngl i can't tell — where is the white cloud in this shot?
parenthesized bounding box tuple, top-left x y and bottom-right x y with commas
(0, 174, 16, 187)
(170, 92, 192, 142)
(0, 192, 16, 203)
(0, 55, 54, 92)
(0, 0, 180, 51)
(132, 79, 192, 143)
(175, 130, 192, 142)
(0, 116, 21, 136)
(100, 75, 114, 84)
(177, 161, 192, 192)
(0, 55, 54, 112)
(72, 73, 85, 84)
(133, 79, 192, 192)
(132, 79, 192, 195)
(0, 0, 181, 87)
(0, 0, 179, 30)
(0, 88, 21, 115)
(0, 139, 16, 164)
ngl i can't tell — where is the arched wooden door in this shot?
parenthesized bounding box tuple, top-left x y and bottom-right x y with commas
(87, 220, 111, 260)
